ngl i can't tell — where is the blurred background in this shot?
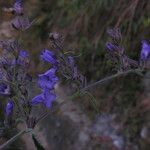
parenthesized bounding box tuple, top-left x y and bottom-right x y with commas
(0, 0, 150, 149)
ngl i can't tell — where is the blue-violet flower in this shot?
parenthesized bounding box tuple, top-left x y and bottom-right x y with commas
(40, 49, 58, 66)
(31, 89, 56, 108)
(140, 40, 150, 60)
(38, 67, 58, 90)
(0, 83, 10, 95)
(5, 100, 14, 116)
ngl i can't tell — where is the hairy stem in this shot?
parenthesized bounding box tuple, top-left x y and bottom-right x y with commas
(81, 68, 143, 92)
(0, 128, 32, 150)
(36, 68, 144, 126)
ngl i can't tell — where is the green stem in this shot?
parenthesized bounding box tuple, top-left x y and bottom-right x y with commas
(81, 68, 143, 92)
(0, 79, 14, 85)
(36, 69, 144, 126)
(0, 128, 32, 150)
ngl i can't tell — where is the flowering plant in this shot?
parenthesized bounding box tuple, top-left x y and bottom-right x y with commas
(0, 0, 87, 149)
(0, 0, 149, 149)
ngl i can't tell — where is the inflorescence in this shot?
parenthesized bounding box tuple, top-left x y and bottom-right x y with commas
(0, 0, 85, 129)
(106, 28, 150, 71)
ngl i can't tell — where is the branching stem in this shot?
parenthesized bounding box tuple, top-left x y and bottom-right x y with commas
(81, 68, 143, 92)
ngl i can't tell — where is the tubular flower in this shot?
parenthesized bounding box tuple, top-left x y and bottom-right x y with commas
(5, 100, 14, 116)
(38, 68, 58, 90)
(40, 49, 58, 66)
(31, 49, 59, 109)
(31, 89, 56, 108)
(140, 40, 150, 60)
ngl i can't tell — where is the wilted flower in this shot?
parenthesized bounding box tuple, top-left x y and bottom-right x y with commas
(0, 55, 17, 66)
(31, 88, 56, 108)
(38, 68, 58, 90)
(68, 56, 75, 68)
(5, 100, 14, 116)
(0, 83, 10, 95)
(140, 40, 150, 60)
(40, 49, 58, 66)
(107, 28, 122, 41)
(12, 17, 31, 31)
(49, 32, 63, 50)
(13, 0, 23, 15)
(106, 42, 124, 54)
(49, 32, 60, 41)
(0, 69, 8, 81)
(0, 40, 20, 52)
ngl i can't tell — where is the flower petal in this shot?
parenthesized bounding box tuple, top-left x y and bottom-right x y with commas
(38, 68, 58, 89)
(140, 40, 150, 60)
(43, 89, 56, 108)
(31, 94, 44, 105)
(40, 49, 58, 65)
(5, 100, 14, 116)
(13, 0, 23, 15)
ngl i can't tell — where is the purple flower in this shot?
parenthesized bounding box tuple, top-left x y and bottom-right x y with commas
(5, 100, 14, 116)
(40, 49, 58, 66)
(140, 40, 150, 60)
(31, 89, 56, 108)
(38, 68, 58, 90)
(107, 28, 121, 41)
(19, 50, 29, 58)
(106, 42, 115, 51)
(13, 0, 23, 15)
(17, 50, 29, 66)
(0, 83, 10, 95)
